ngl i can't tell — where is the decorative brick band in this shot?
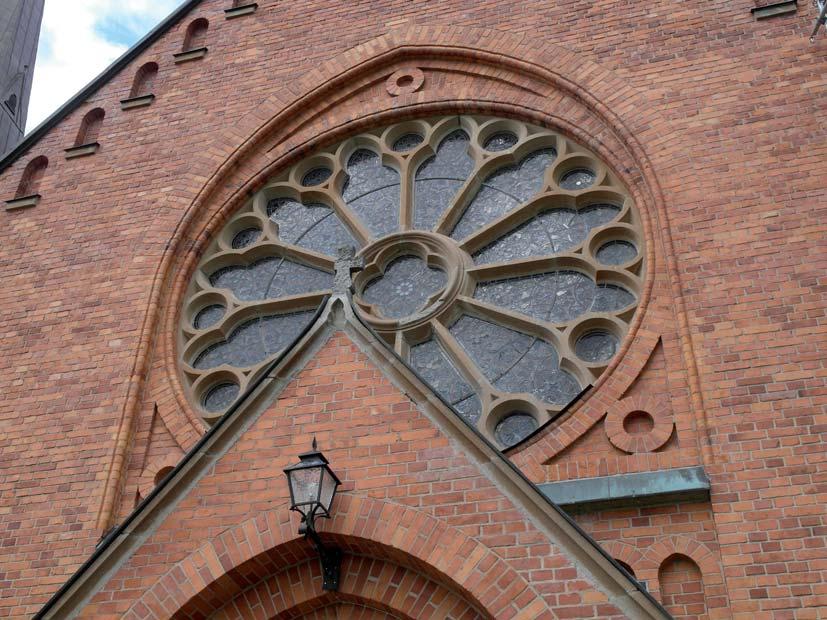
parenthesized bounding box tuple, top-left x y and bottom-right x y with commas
(124, 496, 550, 619)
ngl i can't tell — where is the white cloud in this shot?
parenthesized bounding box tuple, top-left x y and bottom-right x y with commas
(26, 0, 182, 132)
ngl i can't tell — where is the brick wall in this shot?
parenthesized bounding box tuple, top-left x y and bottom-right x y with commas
(0, 0, 825, 617)
(79, 333, 627, 619)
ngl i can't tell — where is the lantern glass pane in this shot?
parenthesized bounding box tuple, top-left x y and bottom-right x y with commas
(319, 467, 338, 512)
(290, 466, 323, 509)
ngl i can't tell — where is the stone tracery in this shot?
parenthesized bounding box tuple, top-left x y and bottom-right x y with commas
(180, 115, 644, 447)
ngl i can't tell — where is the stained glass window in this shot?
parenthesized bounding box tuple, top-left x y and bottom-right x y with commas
(181, 116, 644, 448)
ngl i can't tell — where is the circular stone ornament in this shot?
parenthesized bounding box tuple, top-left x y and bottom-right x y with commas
(180, 115, 646, 448)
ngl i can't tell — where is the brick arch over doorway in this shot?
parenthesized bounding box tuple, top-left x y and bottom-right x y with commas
(124, 496, 551, 620)
(206, 555, 486, 620)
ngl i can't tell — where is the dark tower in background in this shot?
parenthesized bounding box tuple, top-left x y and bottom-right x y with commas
(0, 0, 44, 157)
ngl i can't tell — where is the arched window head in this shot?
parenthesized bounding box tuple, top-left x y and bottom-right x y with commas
(180, 116, 646, 448)
(183, 18, 209, 51)
(4, 93, 17, 115)
(615, 559, 636, 578)
(16, 156, 48, 198)
(154, 466, 175, 487)
(130, 62, 158, 98)
(75, 108, 105, 146)
(658, 554, 705, 619)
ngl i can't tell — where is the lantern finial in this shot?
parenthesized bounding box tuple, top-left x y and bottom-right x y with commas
(312, 436, 317, 451)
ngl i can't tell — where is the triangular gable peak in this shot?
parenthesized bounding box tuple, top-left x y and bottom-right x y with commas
(37, 296, 668, 619)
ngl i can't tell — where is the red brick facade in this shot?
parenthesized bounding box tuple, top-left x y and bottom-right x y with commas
(1, 1, 825, 618)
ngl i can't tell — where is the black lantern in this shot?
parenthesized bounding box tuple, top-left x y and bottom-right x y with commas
(283, 438, 342, 590)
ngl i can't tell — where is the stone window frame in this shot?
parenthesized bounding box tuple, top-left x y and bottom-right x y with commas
(178, 115, 645, 447)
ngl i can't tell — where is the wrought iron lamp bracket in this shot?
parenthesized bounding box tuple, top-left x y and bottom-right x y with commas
(299, 508, 341, 591)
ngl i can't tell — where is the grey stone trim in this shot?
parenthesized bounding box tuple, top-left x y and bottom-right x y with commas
(120, 94, 155, 110)
(224, 3, 258, 19)
(539, 466, 710, 513)
(173, 47, 208, 63)
(5, 193, 39, 210)
(64, 142, 99, 159)
(751, 1, 797, 19)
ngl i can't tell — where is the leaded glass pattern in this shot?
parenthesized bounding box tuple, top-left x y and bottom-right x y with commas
(414, 130, 474, 231)
(474, 205, 620, 263)
(450, 149, 556, 240)
(181, 116, 644, 446)
(342, 149, 400, 238)
(474, 272, 635, 323)
(210, 258, 332, 302)
(495, 413, 538, 448)
(410, 339, 480, 424)
(193, 311, 316, 370)
(193, 304, 224, 330)
(597, 240, 637, 265)
(362, 256, 447, 319)
(267, 199, 359, 256)
(450, 316, 580, 406)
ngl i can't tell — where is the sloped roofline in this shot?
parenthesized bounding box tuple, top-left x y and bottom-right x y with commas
(0, 0, 203, 174)
(35, 294, 671, 619)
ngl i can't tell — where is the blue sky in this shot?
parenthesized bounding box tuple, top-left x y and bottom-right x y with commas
(27, 0, 183, 131)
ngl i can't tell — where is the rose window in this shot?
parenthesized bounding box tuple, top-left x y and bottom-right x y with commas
(180, 116, 645, 448)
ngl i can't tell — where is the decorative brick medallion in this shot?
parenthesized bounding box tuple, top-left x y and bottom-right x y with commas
(604, 395, 673, 453)
(386, 67, 424, 97)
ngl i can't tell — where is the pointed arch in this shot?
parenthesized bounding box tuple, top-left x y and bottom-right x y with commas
(657, 554, 706, 619)
(137, 453, 183, 499)
(4, 93, 17, 115)
(638, 534, 727, 614)
(599, 540, 644, 578)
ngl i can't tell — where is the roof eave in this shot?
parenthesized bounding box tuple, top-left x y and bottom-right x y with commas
(0, 0, 203, 174)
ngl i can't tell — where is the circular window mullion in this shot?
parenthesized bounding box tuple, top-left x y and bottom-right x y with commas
(486, 390, 553, 449)
(457, 295, 562, 348)
(469, 255, 591, 285)
(306, 191, 373, 248)
(456, 297, 575, 390)
(429, 145, 504, 237)
(385, 152, 416, 234)
(265, 240, 337, 274)
(428, 319, 496, 425)
(457, 192, 563, 257)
